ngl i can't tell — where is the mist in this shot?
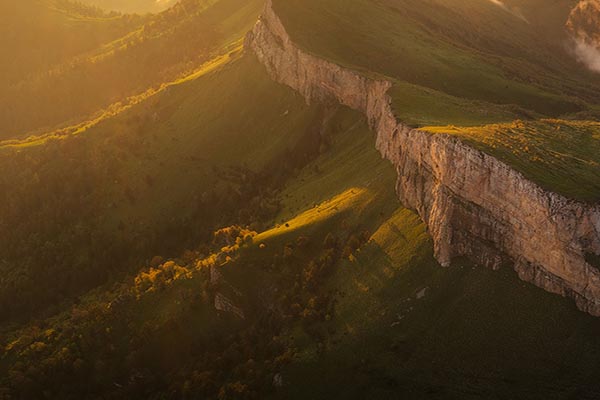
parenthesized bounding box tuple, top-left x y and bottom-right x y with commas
(571, 37, 600, 73)
(567, 0, 600, 73)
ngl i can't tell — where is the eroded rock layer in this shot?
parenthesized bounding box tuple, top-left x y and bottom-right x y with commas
(246, 0, 600, 315)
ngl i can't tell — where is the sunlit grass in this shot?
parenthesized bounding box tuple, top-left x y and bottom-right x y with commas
(369, 207, 431, 268)
(389, 81, 524, 128)
(255, 187, 371, 242)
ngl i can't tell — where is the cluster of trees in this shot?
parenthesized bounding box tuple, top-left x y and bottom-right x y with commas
(134, 260, 192, 294)
(0, 213, 375, 399)
(54, 0, 120, 18)
(132, 226, 257, 297)
(279, 231, 371, 340)
(0, 225, 274, 398)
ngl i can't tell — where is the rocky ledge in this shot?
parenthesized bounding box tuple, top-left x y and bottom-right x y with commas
(246, 0, 600, 315)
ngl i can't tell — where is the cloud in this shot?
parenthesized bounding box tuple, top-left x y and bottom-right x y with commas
(566, 0, 600, 73)
(571, 38, 600, 73)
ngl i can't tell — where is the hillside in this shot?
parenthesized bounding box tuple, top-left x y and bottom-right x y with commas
(2, 0, 600, 399)
(249, 0, 600, 316)
(0, 0, 139, 88)
(273, 0, 599, 115)
(2, 57, 600, 397)
(0, 46, 396, 397)
(0, 0, 263, 140)
(0, 50, 333, 322)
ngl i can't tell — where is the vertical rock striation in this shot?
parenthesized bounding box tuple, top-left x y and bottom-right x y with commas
(246, 0, 600, 315)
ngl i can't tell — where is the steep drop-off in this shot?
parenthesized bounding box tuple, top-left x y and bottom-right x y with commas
(246, 0, 600, 315)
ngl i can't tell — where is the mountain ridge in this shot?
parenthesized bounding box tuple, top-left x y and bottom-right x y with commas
(247, 0, 600, 315)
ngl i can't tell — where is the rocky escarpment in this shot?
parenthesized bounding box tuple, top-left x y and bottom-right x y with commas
(246, 0, 600, 315)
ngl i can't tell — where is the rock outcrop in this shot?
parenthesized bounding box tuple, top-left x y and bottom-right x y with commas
(246, 0, 600, 315)
(567, 0, 600, 73)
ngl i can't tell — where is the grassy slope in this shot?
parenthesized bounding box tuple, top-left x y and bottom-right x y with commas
(88, 52, 322, 229)
(273, 0, 593, 115)
(3, 60, 600, 397)
(249, 105, 600, 400)
(201, 101, 600, 399)
(0, 102, 390, 398)
(272, 0, 600, 201)
(276, 250, 600, 399)
(0, 51, 333, 321)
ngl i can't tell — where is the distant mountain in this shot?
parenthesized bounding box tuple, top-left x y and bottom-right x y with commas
(77, 0, 179, 14)
(0, 0, 138, 89)
(0, 0, 261, 140)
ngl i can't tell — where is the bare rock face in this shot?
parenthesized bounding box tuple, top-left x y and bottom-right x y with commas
(567, 0, 600, 45)
(246, 0, 600, 315)
(214, 293, 245, 319)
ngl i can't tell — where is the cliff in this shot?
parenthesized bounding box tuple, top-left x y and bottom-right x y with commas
(246, 0, 600, 315)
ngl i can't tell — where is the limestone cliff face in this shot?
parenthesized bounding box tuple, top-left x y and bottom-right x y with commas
(246, 0, 600, 315)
